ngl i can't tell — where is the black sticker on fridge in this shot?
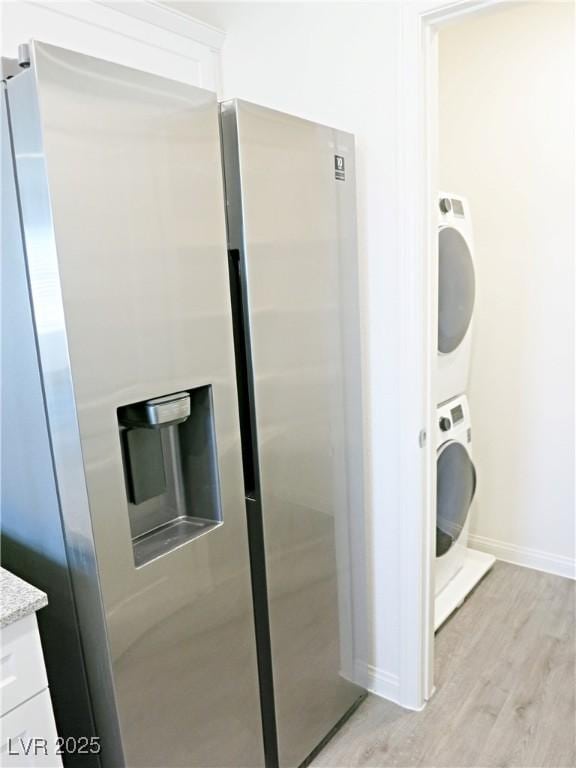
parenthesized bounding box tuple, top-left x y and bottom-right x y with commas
(334, 155, 345, 181)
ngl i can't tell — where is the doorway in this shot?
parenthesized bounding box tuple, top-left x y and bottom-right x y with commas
(397, 0, 575, 709)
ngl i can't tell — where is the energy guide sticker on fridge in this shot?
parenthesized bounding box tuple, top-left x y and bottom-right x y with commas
(334, 155, 345, 181)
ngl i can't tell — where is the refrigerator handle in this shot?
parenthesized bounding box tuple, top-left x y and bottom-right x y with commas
(228, 248, 257, 499)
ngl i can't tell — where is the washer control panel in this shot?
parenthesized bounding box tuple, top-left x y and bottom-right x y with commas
(450, 403, 464, 424)
(438, 194, 466, 219)
(439, 197, 451, 214)
(439, 416, 451, 432)
(436, 395, 470, 446)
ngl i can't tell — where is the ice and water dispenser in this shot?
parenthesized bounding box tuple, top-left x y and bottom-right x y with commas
(118, 386, 222, 567)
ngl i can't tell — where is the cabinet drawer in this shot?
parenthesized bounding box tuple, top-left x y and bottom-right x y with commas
(0, 615, 48, 716)
(0, 689, 62, 767)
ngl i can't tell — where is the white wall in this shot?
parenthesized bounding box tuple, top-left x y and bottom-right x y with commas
(439, 2, 575, 578)
(1, 0, 222, 89)
(171, 1, 406, 700)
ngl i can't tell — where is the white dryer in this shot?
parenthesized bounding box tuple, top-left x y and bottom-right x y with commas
(437, 193, 475, 405)
(435, 394, 494, 629)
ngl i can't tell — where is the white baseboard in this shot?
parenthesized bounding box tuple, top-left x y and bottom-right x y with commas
(354, 660, 401, 705)
(468, 534, 576, 580)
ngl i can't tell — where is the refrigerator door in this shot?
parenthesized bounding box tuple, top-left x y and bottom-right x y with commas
(6, 44, 263, 767)
(2, 83, 100, 767)
(221, 100, 365, 768)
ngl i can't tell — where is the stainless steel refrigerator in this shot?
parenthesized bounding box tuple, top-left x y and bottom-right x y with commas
(220, 100, 365, 768)
(2, 42, 364, 768)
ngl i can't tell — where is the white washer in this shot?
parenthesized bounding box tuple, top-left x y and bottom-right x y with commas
(435, 395, 495, 629)
(437, 192, 475, 405)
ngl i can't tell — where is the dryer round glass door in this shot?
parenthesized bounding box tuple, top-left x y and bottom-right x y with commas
(436, 441, 476, 557)
(438, 227, 475, 354)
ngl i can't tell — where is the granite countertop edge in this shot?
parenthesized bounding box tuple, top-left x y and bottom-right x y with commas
(0, 567, 48, 629)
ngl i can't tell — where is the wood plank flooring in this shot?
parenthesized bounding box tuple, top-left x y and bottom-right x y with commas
(311, 562, 575, 767)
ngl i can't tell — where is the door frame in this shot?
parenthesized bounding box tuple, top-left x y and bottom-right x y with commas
(397, 0, 505, 709)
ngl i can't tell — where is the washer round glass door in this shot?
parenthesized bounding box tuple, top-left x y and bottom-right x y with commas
(438, 227, 475, 354)
(436, 440, 476, 557)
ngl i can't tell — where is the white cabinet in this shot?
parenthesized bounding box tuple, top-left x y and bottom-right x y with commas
(1, 691, 61, 767)
(0, 615, 62, 768)
(1, 615, 49, 718)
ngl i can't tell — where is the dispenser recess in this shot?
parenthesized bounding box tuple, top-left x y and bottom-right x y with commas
(118, 386, 222, 567)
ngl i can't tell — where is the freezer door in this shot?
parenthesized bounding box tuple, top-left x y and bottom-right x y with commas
(7, 44, 263, 767)
(2, 84, 100, 766)
(221, 100, 365, 768)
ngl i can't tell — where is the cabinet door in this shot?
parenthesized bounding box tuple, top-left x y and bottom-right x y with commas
(0, 616, 48, 718)
(0, 690, 62, 767)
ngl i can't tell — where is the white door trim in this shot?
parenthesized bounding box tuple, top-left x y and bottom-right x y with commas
(396, 0, 505, 710)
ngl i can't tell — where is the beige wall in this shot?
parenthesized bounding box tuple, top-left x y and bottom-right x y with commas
(439, 1, 575, 575)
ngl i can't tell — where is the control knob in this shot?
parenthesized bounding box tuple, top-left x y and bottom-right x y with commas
(439, 417, 451, 432)
(439, 197, 451, 214)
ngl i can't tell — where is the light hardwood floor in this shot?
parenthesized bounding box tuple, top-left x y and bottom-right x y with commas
(311, 562, 575, 768)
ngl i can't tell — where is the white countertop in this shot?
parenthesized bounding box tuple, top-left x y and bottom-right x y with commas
(0, 567, 48, 629)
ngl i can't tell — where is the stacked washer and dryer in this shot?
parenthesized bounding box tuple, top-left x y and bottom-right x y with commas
(435, 193, 495, 629)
